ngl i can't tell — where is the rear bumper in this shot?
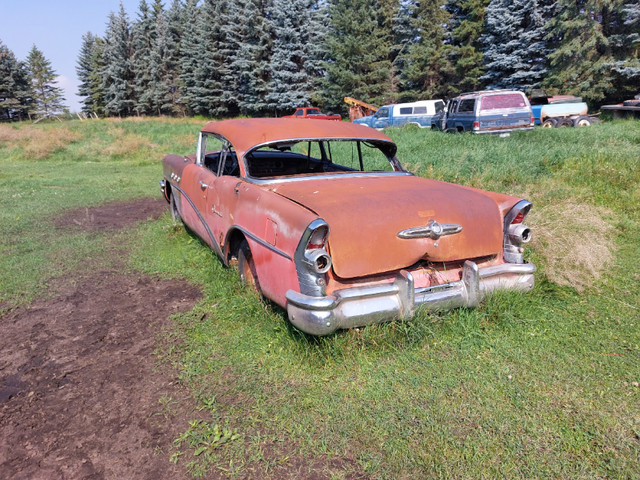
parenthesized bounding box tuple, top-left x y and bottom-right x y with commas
(285, 261, 535, 335)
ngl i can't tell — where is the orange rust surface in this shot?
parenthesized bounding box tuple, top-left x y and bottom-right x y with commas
(268, 175, 504, 279)
(200, 118, 395, 160)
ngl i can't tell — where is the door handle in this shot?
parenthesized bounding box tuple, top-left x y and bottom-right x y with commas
(199, 180, 209, 189)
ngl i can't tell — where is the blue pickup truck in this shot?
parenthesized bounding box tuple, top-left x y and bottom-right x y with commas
(353, 100, 444, 129)
(436, 90, 534, 135)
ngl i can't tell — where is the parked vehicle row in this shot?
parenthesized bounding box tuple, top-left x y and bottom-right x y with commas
(353, 100, 445, 129)
(161, 118, 535, 336)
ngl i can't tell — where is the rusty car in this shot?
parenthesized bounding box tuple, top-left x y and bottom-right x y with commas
(160, 118, 535, 335)
(283, 107, 342, 121)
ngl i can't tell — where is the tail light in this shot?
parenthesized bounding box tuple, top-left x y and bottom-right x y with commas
(473, 121, 479, 130)
(503, 201, 532, 263)
(530, 117, 535, 126)
(306, 224, 328, 250)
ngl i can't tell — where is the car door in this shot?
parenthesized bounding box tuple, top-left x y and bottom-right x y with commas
(372, 107, 391, 129)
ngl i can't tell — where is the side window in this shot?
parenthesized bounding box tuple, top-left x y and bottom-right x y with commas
(375, 107, 390, 118)
(413, 106, 427, 114)
(435, 101, 445, 113)
(399, 107, 412, 115)
(295, 109, 303, 116)
(458, 99, 476, 113)
(449, 100, 459, 113)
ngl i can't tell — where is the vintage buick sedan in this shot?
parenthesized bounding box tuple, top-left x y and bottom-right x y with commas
(161, 118, 535, 335)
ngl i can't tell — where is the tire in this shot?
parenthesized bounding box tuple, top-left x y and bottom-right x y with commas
(237, 240, 261, 294)
(573, 116, 592, 127)
(169, 193, 182, 224)
(541, 118, 557, 128)
(556, 118, 573, 128)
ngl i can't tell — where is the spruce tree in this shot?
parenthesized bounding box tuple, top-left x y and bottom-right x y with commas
(101, 4, 135, 116)
(480, 0, 550, 91)
(76, 32, 105, 115)
(267, 0, 325, 114)
(545, 0, 639, 104)
(399, 0, 454, 100)
(164, 0, 186, 115)
(0, 40, 32, 121)
(178, 0, 201, 115)
(233, 0, 272, 116)
(446, 0, 489, 93)
(131, 0, 155, 115)
(26, 45, 66, 118)
(322, 0, 394, 113)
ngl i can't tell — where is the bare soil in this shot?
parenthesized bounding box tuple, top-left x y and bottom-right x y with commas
(0, 198, 202, 479)
(1, 198, 369, 480)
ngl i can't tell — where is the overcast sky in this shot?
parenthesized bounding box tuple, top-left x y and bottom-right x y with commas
(1, 0, 143, 112)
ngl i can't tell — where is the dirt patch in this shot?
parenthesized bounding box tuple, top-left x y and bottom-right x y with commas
(0, 198, 202, 479)
(54, 198, 168, 232)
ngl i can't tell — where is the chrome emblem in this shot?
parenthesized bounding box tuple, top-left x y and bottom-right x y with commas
(397, 220, 462, 240)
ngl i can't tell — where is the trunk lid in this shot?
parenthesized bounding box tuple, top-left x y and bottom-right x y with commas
(268, 175, 503, 279)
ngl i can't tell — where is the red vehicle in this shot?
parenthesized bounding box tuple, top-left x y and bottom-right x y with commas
(283, 107, 341, 121)
(161, 118, 535, 335)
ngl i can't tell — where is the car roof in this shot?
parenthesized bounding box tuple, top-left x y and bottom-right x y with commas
(455, 90, 525, 99)
(201, 118, 397, 158)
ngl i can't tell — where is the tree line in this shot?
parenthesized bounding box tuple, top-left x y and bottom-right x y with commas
(2, 0, 638, 122)
(0, 42, 66, 122)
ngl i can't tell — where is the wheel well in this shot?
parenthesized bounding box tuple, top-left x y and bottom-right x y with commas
(225, 229, 246, 265)
(163, 180, 172, 203)
(456, 126, 464, 133)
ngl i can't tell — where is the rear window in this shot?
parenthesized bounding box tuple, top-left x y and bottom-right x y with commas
(306, 108, 321, 115)
(480, 94, 526, 110)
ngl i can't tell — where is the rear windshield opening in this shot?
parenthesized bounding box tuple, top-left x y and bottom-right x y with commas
(480, 94, 526, 111)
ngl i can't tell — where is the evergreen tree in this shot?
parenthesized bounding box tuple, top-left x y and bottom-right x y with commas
(76, 32, 105, 115)
(446, 0, 489, 93)
(480, 0, 550, 91)
(178, 0, 201, 115)
(399, 0, 454, 100)
(322, 0, 394, 113)
(544, 0, 639, 104)
(164, 0, 186, 115)
(131, 0, 155, 114)
(266, 0, 325, 114)
(101, 4, 135, 116)
(148, 8, 181, 115)
(26, 45, 66, 117)
(0, 40, 32, 121)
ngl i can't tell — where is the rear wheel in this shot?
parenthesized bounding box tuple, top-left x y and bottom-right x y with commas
(557, 118, 573, 128)
(541, 118, 557, 128)
(573, 116, 592, 127)
(237, 240, 261, 294)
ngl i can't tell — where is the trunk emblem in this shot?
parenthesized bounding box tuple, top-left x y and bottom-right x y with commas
(397, 220, 463, 240)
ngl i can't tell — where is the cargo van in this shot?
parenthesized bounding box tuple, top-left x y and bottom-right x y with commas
(437, 90, 534, 134)
(353, 99, 445, 129)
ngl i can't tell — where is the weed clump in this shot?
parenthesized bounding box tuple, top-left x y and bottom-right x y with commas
(0, 124, 82, 159)
(528, 202, 616, 291)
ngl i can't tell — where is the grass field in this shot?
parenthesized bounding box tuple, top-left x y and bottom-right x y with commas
(1, 118, 639, 478)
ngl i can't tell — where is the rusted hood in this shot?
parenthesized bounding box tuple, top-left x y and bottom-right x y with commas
(268, 175, 504, 279)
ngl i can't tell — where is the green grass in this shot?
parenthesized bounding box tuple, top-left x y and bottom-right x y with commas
(2, 118, 639, 478)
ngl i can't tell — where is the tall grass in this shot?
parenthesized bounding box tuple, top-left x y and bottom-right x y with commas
(2, 118, 639, 478)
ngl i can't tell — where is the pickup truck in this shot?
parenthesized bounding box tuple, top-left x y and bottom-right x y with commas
(284, 107, 341, 121)
(353, 100, 444, 129)
(529, 92, 596, 127)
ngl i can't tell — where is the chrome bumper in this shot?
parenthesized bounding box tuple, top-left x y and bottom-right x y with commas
(285, 261, 536, 336)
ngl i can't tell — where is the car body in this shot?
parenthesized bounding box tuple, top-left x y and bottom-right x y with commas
(353, 100, 445, 129)
(436, 90, 534, 134)
(161, 118, 535, 335)
(283, 107, 342, 121)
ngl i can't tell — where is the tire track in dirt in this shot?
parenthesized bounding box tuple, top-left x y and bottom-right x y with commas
(0, 198, 202, 479)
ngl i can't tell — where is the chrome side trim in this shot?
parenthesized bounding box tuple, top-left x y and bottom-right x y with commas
(286, 261, 536, 336)
(231, 225, 292, 261)
(169, 181, 224, 259)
